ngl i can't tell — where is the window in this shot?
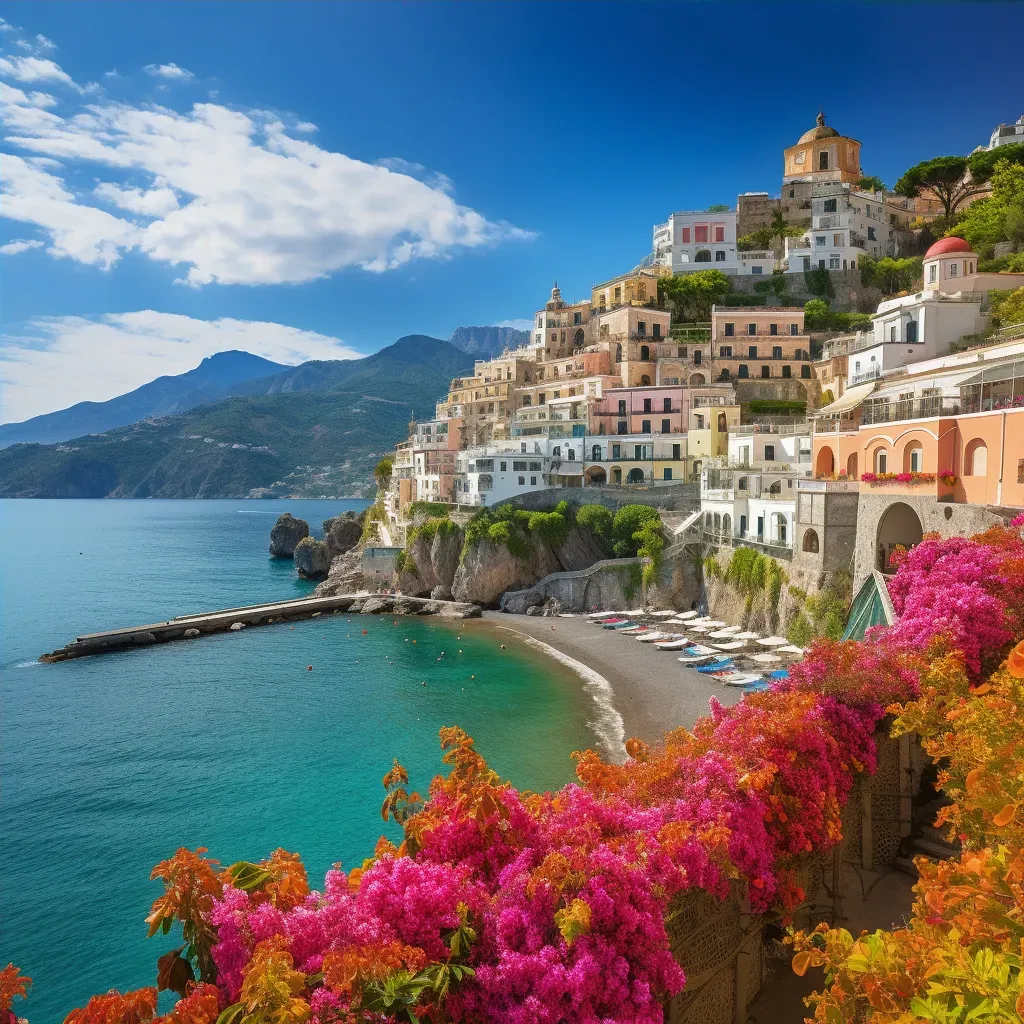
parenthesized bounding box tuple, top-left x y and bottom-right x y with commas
(890, 325, 897, 342)
(867, 227, 876, 241)
(617, 421, 627, 434)
(513, 460, 527, 471)
(823, 198, 837, 213)
(748, 345, 757, 358)
(530, 461, 542, 471)
(643, 397, 652, 412)
(738, 364, 749, 378)
(653, 323, 661, 338)
(802, 529, 819, 553)
(751, 266, 763, 275)
(694, 350, 702, 365)
(874, 449, 887, 474)
(680, 227, 691, 243)
(720, 345, 732, 357)
(567, 451, 575, 461)
(965, 439, 988, 476)
(695, 224, 709, 243)
(552, 447, 561, 459)
(761, 365, 770, 378)
(816, 235, 826, 246)
(637, 321, 647, 337)
(661, 418, 671, 433)
(772, 345, 782, 359)
(573, 311, 581, 325)
(617, 399, 626, 415)
(663, 397, 672, 412)
(530, 476, 537, 485)
(764, 444, 775, 461)
(538, 393, 546, 405)
(724, 322, 735, 336)
(801, 365, 812, 378)
(641, 419, 651, 433)
(834, 233, 843, 246)
(908, 446, 923, 472)
(614, 287, 621, 302)
(715, 250, 726, 261)
(789, 189, 795, 198)
(829, 254, 840, 269)
(663, 468, 673, 480)
(790, 323, 799, 335)
(770, 323, 778, 336)
(640, 345, 650, 361)
(518, 476, 525, 485)
(907, 320, 918, 344)
(819, 151, 829, 170)
(612, 444, 621, 459)
(500, 461, 506, 471)
(695, 249, 712, 262)
(782, 365, 792, 378)
(714, 225, 725, 242)
(949, 262, 958, 278)
(748, 323, 757, 336)
(672, 443, 681, 459)
(740, 514, 747, 536)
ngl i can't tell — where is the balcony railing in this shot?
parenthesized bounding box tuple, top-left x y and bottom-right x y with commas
(799, 479, 860, 493)
(862, 396, 961, 425)
(850, 366, 882, 385)
(738, 250, 776, 261)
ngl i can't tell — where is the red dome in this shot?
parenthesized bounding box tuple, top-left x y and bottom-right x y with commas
(925, 236, 974, 257)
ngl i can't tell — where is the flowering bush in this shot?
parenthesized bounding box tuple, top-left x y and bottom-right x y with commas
(860, 470, 938, 486)
(36, 523, 1024, 1024)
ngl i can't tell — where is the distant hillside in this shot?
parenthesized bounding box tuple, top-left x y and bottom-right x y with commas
(0, 350, 290, 448)
(449, 325, 530, 360)
(0, 336, 473, 499)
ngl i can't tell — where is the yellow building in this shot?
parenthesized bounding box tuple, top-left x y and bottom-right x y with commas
(687, 403, 740, 473)
(591, 268, 667, 313)
(783, 113, 862, 185)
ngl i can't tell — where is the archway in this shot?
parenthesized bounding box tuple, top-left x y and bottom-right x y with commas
(627, 468, 645, 484)
(611, 466, 622, 485)
(585, 466, 606, 485)
(903, 441, 924, 474)
(876, 501, 924, 573)
(816, 446, 835, 477)
(695, 249, 712, 263)
(964, 438, 988, 476)
(802, 529, 820, 553)
(574, 328, 585, 347)
(846, 453, 858, 479)
(689, 373, 706, 386)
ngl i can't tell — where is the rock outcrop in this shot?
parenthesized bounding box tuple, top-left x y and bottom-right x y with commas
(323, 512, 363, 557)
(269, 513, 309, 557)
(451, 537, 562, 607)
(293, 537, 332, 579)
(313, 549, 366, 597)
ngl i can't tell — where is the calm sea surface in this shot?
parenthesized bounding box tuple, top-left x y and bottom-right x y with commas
(0, 500, 596, 1021)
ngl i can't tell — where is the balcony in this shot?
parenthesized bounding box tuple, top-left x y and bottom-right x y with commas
(862, 396, 961, 425)
(738, 250, 775, 261)
(850, 366, 882, 385)
(799, 479, 860, 493)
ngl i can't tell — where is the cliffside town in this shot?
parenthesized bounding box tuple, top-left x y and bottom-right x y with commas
(374, 113, 1024, 605)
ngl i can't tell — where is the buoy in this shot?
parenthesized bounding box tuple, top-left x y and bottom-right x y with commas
(500, 644, 506, 650)
(307, 665, 313, 671)
(290, 626, 295, 631)
(362, 629, 368, 635)
(471, 674, 475, 680)
(458, 649, 462, 654)
(413, 640, 417, 644)
(421, 681, 426, 687)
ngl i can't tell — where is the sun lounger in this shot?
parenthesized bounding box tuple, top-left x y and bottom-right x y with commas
(697, 658, 736, 673)
(777, 645, 805, 656)
(636, 631, 672, 642)
(755, 636, 789, 647)
(708, 629, 741, 639)
(733, 631, 762, 640)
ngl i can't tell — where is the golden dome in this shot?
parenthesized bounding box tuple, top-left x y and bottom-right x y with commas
(798, 112, 840, 144)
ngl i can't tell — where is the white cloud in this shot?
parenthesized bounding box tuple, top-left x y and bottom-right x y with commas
(144, 62, 194, 81)
(0, 311, 363, 422)
(495, 319, 534, 331)
(0, 55, 79, 89)
(294, 121, 316, 134)
(103, 69, 121, 79)
(34, 34, 56, 51)
(0, 238, 43, 254)
(0, 18, 18, 32)
(0, 80, 533, 285)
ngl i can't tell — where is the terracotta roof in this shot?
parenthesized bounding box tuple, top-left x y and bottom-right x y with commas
(925, 236, 975, 257)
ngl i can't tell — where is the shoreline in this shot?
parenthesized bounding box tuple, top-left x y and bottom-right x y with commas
(472, 612, 744, 748)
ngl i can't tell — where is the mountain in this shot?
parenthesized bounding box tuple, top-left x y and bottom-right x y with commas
(448, 325, 530, 360)
(0, 336, 473, 499)
(0, 350, 289, 448)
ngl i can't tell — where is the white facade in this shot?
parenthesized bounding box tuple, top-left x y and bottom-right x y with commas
(987, 114, 1024, 150)
(652, 209, 773, 277)
(785, 182, 899, 273)
(728, 426, 812, 469)
(455, 441, 550, 508)
(700, 463, 801, 553)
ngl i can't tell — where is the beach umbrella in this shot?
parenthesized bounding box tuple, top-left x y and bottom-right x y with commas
(688, 625, 712, 634)
(733, 631, 762, 640)
(702, 620, 727, 628)
(756, 636, 789, 647)
(750, 652, 782, 664)
(709, 629, 740, 639)
(710, 641, 746, 651)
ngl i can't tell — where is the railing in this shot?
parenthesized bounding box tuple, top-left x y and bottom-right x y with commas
(593, 407, 681, 416)
(728, 420, 811, 435)
(815, 214, 852, 229)
(850, 366, 882, 385)
(799, 479, 860, 493)
(862, 396, 961, 425)
(738, 250, 776, 261)
(702, 531, 795, 560)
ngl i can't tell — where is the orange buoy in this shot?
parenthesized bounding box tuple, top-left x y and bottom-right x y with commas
(307, 665, 313, 671)
(362, 629, 368, 635)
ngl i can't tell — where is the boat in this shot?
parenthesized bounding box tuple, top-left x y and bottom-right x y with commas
(709, 641, 746, 652)
(604, 619, 637, 630)
(697, 658, 736, 673)
(718, 672, 762, 687)
(636, 631, 673, 642)
(618, 625, 650, 635)
(677, 653, 717, 665)
(587, 611, 621, 620)
(655, 638, 692, 650)
(743, 680, 771, 693)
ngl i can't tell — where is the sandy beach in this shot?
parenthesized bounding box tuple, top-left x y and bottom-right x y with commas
(474, 611, 744, 749)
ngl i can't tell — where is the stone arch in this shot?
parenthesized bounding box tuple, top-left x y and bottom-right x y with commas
(802, 528, 820, 553)
(640, 374, 652, 386)
(627, 468, 645, 484)
(903, 440, 924, 474)
(695, 249, 712, 263)
(964, 438, 988, 476)
(585, 466, 606, 484)
(846, 452, 858, 479)
(689, 373, 706, 386)
(876, 501, 924, 573)
(713, 512, 721, 533)
(816, 446, 836, 477)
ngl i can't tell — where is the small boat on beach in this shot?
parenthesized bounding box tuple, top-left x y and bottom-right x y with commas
(636, 631, 673, 642)
(717, 672, 762, 687)
(697, 658, 736, 673)
(588, 611, 622, 621)
(618, 625, 650, 635)
(605, 619, 638, 630)
(709, 641, 747, 652)
(677, 653, 717, 665)
(654, 637, 691, 650)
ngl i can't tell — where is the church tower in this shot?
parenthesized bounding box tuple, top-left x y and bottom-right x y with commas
(783, 112, 862, 184)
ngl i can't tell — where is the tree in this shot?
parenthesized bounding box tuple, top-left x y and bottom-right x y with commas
(949, 160, 1024, 257)
(990, 286, 1024, 329)
(966, 141, 1024, 183)
(657, 269, 731, 323)
(737, 227, 774, 252)
(610, 504, 660, 558)
(374, 456, 393, 489)
(856, 175, 886, 193)
(803, 299, 831, 331)
(769, 208, 803, 252)
(859, 255, 922, 295)
(705, 203, 730, 213)
(893, 156, 981, 220)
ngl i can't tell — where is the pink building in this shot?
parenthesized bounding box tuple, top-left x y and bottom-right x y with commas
(590, 385, 689, 436)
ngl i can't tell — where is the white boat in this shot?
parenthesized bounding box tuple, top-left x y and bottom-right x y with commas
(557, 613, 576, 618)
(587, 611, 621, 620)
(618, 626, 651, 635)
(678, 653, 717, 665)
(636, 631, 672, 642)
(709, 641, 746, 652)
(720, 672, 762, 687)
(655, 638, 691, 650)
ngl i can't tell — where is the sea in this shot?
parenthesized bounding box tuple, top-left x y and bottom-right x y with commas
(0, 499, 602, 1022)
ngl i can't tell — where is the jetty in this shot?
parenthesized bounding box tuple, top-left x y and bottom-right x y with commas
(40, 592, 481, 663)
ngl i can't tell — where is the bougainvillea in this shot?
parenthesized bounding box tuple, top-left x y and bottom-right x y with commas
(45, 522, 1024, 1024)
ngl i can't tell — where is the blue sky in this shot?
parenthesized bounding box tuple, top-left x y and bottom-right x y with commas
(1, 1, 1023, 422)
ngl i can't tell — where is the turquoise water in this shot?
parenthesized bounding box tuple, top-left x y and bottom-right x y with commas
(0, 500, 596, 1021)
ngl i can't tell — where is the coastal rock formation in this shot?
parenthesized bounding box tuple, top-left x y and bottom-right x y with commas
(312, 549, 367, 597)
(452, 537, 561, 608)
(269, 513, 309, 557)
(553, 523, 611, 572)
(395, 522, 466, 598)
(294, 537, 332, 579)
(323, 512, 363, 557)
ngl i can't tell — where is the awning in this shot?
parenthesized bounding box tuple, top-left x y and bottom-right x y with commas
(815, 381, 876, 417)
(842, 571, 895, 641)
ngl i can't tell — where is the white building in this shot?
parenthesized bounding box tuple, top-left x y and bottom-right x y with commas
(455, 441, 550, 508)
(987, 114, 1024, 150)
(652, 209, 774, 277)
(728, 424, 812, 469)
(700, 463, 803, 556)
(785, 181, 901, 273)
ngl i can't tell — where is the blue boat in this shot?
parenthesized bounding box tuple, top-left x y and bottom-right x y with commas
(696, 658, 735, 673)
(743, 680, 771, 692)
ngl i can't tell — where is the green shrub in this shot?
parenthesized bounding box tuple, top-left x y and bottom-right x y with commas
(409, 501, 451, 519)
(576, 504, 613, 542)
(703, 555, 723, 580)
(611, 504, 661, 558)
(635, 520, 665, 588)
(787, 612, 814, 647)
(747, 399, 806, 416)
(528, 510, 568, 546)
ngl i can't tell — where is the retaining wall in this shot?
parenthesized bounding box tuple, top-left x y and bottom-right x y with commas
(493, 483, 700, 513)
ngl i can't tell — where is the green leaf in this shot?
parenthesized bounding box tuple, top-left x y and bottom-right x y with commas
(909, 997, 938, 1020)
(215, 1004, 243, 1024)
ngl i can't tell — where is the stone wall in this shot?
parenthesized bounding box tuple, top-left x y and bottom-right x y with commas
(852, 493, 1008, 587)
(734, 378, 815, 408)
(794, 488, 859, 574)
(726, 267, 883, 313)
(493, 483, 700, 513)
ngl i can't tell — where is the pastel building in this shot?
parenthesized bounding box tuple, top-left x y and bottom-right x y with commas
(710, 307, 813, 385)
(590, 269, 665, 313)
(532, 281, 592, 357)
(783, 113, 862, 186)
(651, 209, 774, 277)
(410, 417, 462, 504)
(584, 434, 690, 486)
(454, 441, 551, 508)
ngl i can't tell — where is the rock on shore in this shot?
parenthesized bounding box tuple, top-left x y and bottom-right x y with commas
(323, 512, 363, 557)
(269, 513, 309, 557)
(294, 536, 332, 579)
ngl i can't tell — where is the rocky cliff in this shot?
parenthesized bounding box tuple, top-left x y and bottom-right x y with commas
(269, 513, 309, 557)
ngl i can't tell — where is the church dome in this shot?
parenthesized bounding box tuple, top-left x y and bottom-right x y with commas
(925, 236, 974, 257)
(798, 112, 840, 144)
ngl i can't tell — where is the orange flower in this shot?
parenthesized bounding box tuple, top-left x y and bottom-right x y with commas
(0, 965, 30, 1015)
(1007, 640, 1024, 678)
(65, 988, 157, 1024)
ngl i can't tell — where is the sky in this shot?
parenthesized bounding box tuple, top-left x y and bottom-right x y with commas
(1, 1, 1022, 424)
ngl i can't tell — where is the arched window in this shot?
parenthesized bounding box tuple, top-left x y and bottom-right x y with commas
(904, 442, 923, 474)
(782, 365, 792, 378)
(689, 373, 706, 386)
(640, 345, 650, 361)
(847, 453, 858, 479)
(627, 468, 645, 484)
(704, 512, 712, 531)
(695, 249, 712, 263)
(769, 480, 782, 495)
(723, 513, 732, 537)
(591, 444, 602, 461)
(873, 447, 888, 474)
(574, 328, 585, 347)
(802, 529, 820, 553)
(964, 439, 988, 476)
(640, 374, 652, 386)
(713, 512, 721, 533)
